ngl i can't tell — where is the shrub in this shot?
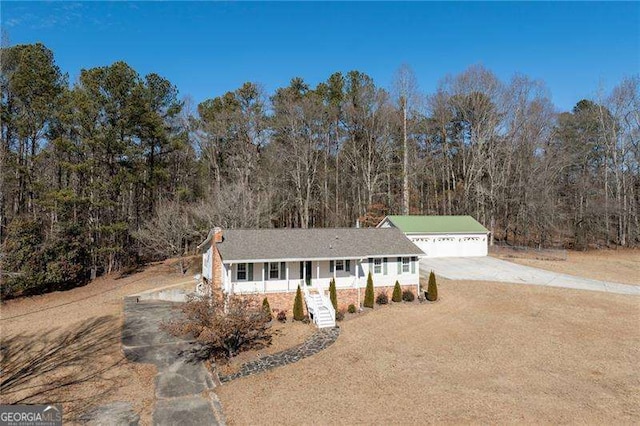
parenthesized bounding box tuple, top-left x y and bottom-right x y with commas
(392, 280, 402, 302)
(262, 297, 272, 320)
(402, 289, 415, 302)
(364, 271, 374, 308)
(336, 309, 345, 321)
(329, 278, 338, 312)
(277, 310, 287, 322)
(347, 304, 357, 314)
(427, 271, 438, 301)
(1, 218, 90, 300)
(293, 285, 305, 321)
(162, 293, 271, 362)
(376, 291, 388, 305)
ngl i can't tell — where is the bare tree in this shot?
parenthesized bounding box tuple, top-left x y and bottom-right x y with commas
(392, 64, 421, 215)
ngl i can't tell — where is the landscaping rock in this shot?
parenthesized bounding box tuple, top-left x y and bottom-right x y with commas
(219, 326, 340, 383)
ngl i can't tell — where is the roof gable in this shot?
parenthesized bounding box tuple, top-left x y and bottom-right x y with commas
(382, 215, 489, 234)
(217, 227, 424, 262)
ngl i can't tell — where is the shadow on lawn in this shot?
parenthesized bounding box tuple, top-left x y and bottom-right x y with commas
(0, 316, 127, 419)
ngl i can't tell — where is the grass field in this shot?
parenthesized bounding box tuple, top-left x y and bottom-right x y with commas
(0, 260, 191, 423)
(496, 249, 639, 285)
(1, 253, 638, 424)
(217, 278, 640, 425)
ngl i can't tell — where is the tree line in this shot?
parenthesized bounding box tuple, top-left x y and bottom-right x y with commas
(1, 43, 638, 298)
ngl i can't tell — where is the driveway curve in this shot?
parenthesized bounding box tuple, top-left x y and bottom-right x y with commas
(420, 256, 639, 295)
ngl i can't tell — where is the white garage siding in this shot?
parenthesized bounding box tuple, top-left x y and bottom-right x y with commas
(409, 233, 488, 258)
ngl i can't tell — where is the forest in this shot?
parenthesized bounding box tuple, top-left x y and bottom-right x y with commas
(1, 42, 639, 298)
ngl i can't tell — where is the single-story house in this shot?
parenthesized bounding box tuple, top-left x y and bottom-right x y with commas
(198, 227, 425, 328)
(377, 215, 489, 258)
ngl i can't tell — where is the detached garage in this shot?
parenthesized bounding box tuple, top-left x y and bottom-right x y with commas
(377, 215, 489, 258)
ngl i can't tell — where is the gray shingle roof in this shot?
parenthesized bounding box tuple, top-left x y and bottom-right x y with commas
(216, 228, 424, 263)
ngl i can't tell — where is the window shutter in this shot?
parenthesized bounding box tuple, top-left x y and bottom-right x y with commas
(330, 260, 334, 273)
(411, 257, 416, 274)
(248, 263, 254, 281)
(280, 262, 286, 279)
(345, 260, 350, 272)
(397, 257, 402, 274)
(263, 263, 268, 281)
(383, 257, 388, 275)
(299, 262, 304, 279)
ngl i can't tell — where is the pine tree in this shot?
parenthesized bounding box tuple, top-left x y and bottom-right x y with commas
(262, 297, 272, 319)
(293, 285, 305, 321)
(427, 271, 438, 301)
(364, 271, 374, 308)
(392, 280, 402, 302)
(329, 278, 337, 312)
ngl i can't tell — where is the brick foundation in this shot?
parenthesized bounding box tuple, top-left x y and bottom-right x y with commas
(233, 284, 419, 315)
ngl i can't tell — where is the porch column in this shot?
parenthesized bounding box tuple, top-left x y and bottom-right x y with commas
(262, 263, 266, 293)
(357, 259, 361, 308)
(316, 262, 320, 289)
(286, 263, 290, 292)
(303, 262, 306, 287)
(227, 264, 232, 294)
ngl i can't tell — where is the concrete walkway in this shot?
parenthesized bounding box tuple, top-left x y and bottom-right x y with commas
(122, 298, 225, 425)
(420, 256, 640, 295)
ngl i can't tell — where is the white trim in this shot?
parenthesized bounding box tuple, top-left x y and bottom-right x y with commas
(373, 258, 382, 274)
(401, 257, 410, 273)
(222, 254, 424, 264)
(236, 263, 248, 281)
(269, 262, 280, 280)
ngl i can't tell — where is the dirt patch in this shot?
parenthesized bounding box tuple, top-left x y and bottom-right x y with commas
(502, 249, 640, 286)
(0, 260, 191, 424)
(216, 279, 640, 425)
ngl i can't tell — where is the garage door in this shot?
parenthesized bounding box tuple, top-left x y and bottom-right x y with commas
(410, 234, 487, 258)
(458, 236, 487, 257)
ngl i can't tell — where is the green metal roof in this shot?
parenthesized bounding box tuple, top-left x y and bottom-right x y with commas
(383, 215, 489, 234)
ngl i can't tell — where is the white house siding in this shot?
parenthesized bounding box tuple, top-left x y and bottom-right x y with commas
(361, 257, 420, 288)
(202, 245, 213, 281)
(224, 257, 419, 295)
(410, 233, 487, 258)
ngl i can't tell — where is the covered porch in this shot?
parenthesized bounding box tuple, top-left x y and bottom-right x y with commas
(223, 258, 365, 294)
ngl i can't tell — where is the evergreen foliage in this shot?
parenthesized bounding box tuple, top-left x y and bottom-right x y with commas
(1, 41, 637, 302)
(262, 297, 272, 319)
(364, 272, 374, 308)
(392, 280, 402, 302)
(427, 271, 438, 301)
(329, 278, 337, 311)
(293, 285, 305, 321)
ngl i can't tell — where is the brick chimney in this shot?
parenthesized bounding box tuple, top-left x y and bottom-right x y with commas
(213, 227, 223, 243)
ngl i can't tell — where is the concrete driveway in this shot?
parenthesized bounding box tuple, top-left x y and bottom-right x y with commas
(420, 256, 640, 295)
(122, 298, 225, 425)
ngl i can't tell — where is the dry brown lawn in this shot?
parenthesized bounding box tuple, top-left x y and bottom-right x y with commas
(0, 259, 192, 424)
(498, 249, 640, 286)
(217, 279, 640, 425)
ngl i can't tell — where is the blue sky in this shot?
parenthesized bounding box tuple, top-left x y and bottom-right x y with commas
(2, 1, 638, 111)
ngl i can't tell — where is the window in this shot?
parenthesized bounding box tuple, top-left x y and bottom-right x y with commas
(269, 262, 280, 280)
(402, 257, 410, 273)
(236, 263, 247, 281)
(336, 260, 344, 271)
(373, 258, 382, 274)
